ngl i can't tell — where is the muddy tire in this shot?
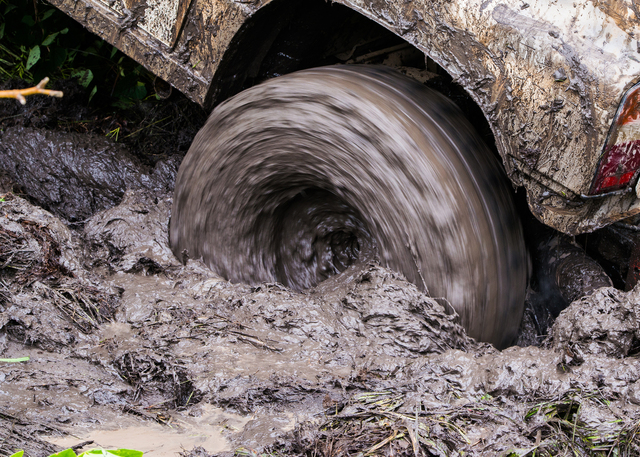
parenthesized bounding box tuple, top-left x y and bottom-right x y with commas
(170, 66, 527, 348)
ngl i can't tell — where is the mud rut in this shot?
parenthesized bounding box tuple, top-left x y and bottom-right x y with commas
(1, 121, 640, 456)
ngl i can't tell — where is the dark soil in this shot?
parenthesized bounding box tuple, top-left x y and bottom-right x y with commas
(1, 94, 639, 457)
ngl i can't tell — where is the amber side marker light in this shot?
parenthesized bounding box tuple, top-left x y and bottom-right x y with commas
(589, 82, 640, 195)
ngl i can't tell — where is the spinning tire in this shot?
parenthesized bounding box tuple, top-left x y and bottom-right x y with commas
(170, 66, 527, 348)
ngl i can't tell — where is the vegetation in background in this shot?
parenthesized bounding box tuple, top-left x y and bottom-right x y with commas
(0, 0, 207, 164)
(0, 0, 152, 107)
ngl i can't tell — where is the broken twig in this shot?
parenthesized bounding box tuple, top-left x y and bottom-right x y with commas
(0, 77, 63, 104)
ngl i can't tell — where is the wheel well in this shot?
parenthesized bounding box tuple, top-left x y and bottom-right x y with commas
(208, 0, 497, 155)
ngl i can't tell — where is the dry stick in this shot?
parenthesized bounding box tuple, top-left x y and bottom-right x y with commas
(404, 418, 419, 457)
(0, 77, 63, 104)
(364, 429, 400, 456)
(70, 440, 94, 452)
(415, 402, 420, 457)
(229, 330, 283, 352)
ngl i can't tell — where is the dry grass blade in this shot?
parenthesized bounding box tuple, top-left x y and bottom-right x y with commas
(0, 228, 37, 272)
(364, 429, 401, 456)
(229, 330, 283, 352)
(39, 283, 98, 333)
(33, 282, 113, 333)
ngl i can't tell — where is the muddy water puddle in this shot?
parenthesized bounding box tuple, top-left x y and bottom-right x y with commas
(45, 405, 251, 455)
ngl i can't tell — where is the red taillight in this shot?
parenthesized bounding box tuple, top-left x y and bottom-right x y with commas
(590, 83, 640, 195)
(590, 141, 640, 194)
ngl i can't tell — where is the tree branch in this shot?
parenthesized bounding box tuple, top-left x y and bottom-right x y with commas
(0, 77, 64, 104)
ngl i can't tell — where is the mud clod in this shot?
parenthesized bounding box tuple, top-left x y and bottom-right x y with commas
(550, 286, 640, 358)
(83, 189, 177, 272)
(114, 350, 202, 409)
(0, 127, 178, 222)
(1, 195, 119, 351)
(0, 411, 63, 457)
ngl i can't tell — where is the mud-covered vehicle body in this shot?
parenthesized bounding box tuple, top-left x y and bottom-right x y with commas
(50, 0, 640, 234)
(47, 0, 640, 347)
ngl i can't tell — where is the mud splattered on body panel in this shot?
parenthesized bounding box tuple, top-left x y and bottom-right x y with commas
(339, 0, 640, 233)
(45, 0, 640, 234)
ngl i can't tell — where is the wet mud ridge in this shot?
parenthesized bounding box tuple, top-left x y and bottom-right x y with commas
(1, 128, 640, 457)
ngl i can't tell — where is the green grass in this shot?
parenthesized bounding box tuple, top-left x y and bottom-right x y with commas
(10, 449, 143, 457)
(0, 357, 29, 362)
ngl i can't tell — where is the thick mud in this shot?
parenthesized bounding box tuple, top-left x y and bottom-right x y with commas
(0, 126, 178, 222)
(1, 127, 640, 457)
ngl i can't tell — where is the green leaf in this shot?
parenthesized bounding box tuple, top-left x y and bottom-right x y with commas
(110, 47, 118, 59)
(78, 450, 143, 457)
(51, 47, 67, 67)
(49, 449, 77, 457)
(9, 450, 24, 457)
(41, 9, 56, 21)
(42, 32, 59, 46)
(25, 45, 40, 71)
(4, 4, 17, 14)
(60, 28, 69, 35)
(108, 450, 143, 457)
(88, 85, 97, 104)
(111, 98, 134, 109)
(132, 81, 147, 100)
(0, 357, 30, 363)
(0, 23, 5, 41)
(72, 69, 94, 88)
(66, 49, 77, 64)
(21, 15, 35, 27)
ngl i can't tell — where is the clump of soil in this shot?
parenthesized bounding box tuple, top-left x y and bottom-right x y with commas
(0, 127, 178, 222)
(0, 194, 119, 351)
(550, 286, 640, 359)
(0, 411, 61, 457)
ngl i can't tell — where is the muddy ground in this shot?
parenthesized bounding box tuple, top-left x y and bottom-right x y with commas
(1, 94, 640, 457)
